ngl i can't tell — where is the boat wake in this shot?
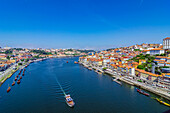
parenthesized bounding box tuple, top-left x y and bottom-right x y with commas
(55, 77, 66, 96)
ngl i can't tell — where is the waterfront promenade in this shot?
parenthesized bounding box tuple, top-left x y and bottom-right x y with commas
(80, 62, 170, 101)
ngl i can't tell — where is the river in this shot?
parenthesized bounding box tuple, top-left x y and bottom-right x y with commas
(0, 57, 169, 113)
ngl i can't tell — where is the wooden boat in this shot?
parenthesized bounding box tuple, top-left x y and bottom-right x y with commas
(136, 88, 150, 96)
(7, 85, 11, 93)
(12, 81, 15, 86)
(67, 61, 68, 63)
(17, 79, 21, 84)
(74, 61, 78, 64)
(20, 76, 22, 79)
(17, 75, 19, 78)
(65, 94, 75, 107)
(156, 98, 170, 107)
(15, 77, 17, 81)
(22, 73, 24, 76)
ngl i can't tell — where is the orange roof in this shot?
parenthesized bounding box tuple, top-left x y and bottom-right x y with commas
(126, 66, 132, 69)
(0, 64, 5, 67)
(132, 62, 138, 65)
(154, 59, 165, 62)
(158, 62, 165, 64)
(159, 45, 163, 49)
(164, 37, 170, 40)
(142, 50, 149, 52)
(135, 69, 161, 77)
(151, 48, 163, 50)
(156, 56, 167, 59)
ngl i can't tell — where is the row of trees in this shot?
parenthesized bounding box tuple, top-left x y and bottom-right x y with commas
(31, 50, 52, 55)
(131, 54, 155, 63)
(135, 54, 163, 75)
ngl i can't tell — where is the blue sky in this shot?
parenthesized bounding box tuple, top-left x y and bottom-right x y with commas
(0, 0, 170, 50)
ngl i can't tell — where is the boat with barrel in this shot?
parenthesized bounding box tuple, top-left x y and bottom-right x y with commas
(17, 79, 21, 84)
(12, 80, 15, 86)
(15, 76, 17, 81)
(136, 88, 150, 96)
(7, 85, 11, 93)
(65, 94, 75, 107)
(156, 98, 170, 107)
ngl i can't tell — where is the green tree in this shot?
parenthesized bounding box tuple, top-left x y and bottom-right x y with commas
(6, 56, 10, 60)
(135, 59, 139, 63)
(25, 59, 29, 62)
(145, 68, 148, 72)
(5, 50, 12, 54)
(103, 67, 107, 70)
(18, 63, 22, 65)
(137, 65, 145, 70)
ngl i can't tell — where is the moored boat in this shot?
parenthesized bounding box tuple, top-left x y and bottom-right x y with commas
(67, 61, 68, 63)
(136, 88, 150, 96)
(17, 75, 19, 78)
(20, 76, 22, 79)
(17, 79, 21, 84)
(7, 85, 11, 93)
(65, 94, 75, 108)
(74, 61, 78, 64)
(22, 73, 24, 76)
(15, 77, 17, 81)
(156, 98, 170, 107)
(12, 81, 15, 86)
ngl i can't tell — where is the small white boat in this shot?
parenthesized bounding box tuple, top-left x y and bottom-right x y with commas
(113, 78, 122, 85)
(88, 68, 92, 70)
(65, 94, 75, 108)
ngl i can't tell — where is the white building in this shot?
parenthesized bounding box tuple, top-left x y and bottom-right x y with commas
(143, 48, 164, 55)
(149, 48, 164, 55)
(163, 37, 170, 49)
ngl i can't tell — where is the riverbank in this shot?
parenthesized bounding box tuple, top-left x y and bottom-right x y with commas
(0, 63, 28, 85)
(80, 62, 170, 101)
(0, 57, 49, 85)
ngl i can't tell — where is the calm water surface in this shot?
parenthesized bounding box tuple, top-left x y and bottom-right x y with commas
(0, 57, 169, 113)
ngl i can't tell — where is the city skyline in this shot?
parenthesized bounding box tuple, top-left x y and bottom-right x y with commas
(0, 0, 170, 49)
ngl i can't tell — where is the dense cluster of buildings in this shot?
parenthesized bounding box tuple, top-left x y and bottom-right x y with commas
(79, 37, 170, 90)
(0, 47, 88, 72)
